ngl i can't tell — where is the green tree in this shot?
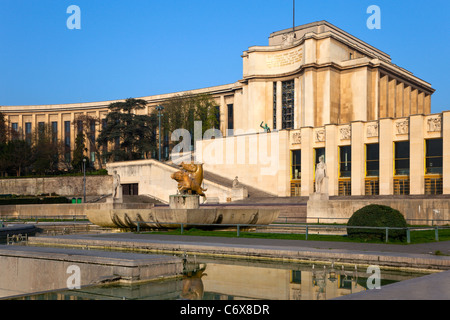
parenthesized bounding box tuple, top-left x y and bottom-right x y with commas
(31, 124, 60, 175)
(97, 98, 158, 162)
(73, 114, 103, 170)
(7, 139, 32, 176)
(160, 92, 219, 153)
(0, 112, 8, 144)
(71, 132, 87, 172)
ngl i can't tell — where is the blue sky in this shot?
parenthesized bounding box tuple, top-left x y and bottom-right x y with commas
(0, 0, 449, 113)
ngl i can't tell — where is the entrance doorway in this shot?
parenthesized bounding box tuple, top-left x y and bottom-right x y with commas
(122, 183, 139, 196)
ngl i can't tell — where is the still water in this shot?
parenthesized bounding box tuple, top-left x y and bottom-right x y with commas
(11, 255, 430, 300)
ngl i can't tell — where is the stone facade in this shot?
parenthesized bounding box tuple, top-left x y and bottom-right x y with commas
(0, 21, 444, 198)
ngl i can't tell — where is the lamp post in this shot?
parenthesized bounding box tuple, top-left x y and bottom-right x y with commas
(83, 158, 86, 203)
(156, 105, 164, 161)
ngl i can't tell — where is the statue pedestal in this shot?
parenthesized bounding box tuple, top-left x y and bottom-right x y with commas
(230, 187, 248, 201)
(306, 192, 329, 223)
(169, 195, 200, 209)
(106, 186, 123, 203)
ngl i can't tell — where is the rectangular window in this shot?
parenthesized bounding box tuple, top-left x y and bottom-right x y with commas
(315, 148, 325, 167)
(227, 104, 234, 132)
(11, 123, 18, 139)
(38, 122, 45, 136)
(273, 82, 277, 130)
(366, 143, 379, 177)
(51, 121, 58, 144)
(89, 120, 96, 148)
(282, 80, 295, 130)
(214, 106, 220, 129)
(64, 121, 71, 162)
(394, 141, 410, 176)
(291, 150, 301, 180)
(339, 146, 351, 178)
(77, 120, 83, 135)
(425, 139, 443, 175)
(25, 122, 32, 144)
(365, 144, 379, 195)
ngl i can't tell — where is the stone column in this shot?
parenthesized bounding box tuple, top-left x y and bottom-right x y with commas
(351, 121, 365, 195)
(294, 77, 300, 129)
(325, 124, 338, 196)
(276, 81, 282, 130)
(276, 130, 290, 197)
(379, 118, 393, 195)
(410, 114, 425, 195)
(301, 127, 314, 196)
(220, 95, 226, 136)
(443, 111, 450, 194)
(303, 70, 315, 127)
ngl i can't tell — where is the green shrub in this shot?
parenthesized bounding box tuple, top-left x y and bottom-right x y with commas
(0, 196, 70, 206)
(347, 204, 407, 241)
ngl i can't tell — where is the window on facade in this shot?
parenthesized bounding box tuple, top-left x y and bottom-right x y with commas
(227, 104, 234, 132)
(282, 80, 294, 130)
(291, 150, 301, 180)
(89, 120, 96, 148)
(366, 143, 379, 177)
(51, 121, 58, 144)
(38, 122, 45, 137)
(64, 121, 71, 162)
(11, 123, 18, 139)
(213, 106, 220, 130)
(425, 139, 443, 175)
(314, 147, 325, 187)
(25, 122, 32, 144)
(76, 120, 83, 135)
(315, 148, 325, 167)
(339, 146, 351, 178)
(394, 141, 410, 176)
(273, 82, 277, 130)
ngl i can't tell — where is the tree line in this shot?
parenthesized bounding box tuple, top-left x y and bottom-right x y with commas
(0, 93, 219, 177)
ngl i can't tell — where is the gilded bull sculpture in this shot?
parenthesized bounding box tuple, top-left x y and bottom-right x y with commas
(171, 162, 207, 199)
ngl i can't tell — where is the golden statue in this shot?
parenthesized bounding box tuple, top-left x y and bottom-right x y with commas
(171, 162, 207, 199)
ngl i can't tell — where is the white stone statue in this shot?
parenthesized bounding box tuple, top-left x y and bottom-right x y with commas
(232, 176, 240, 188)
(315, 155, 327, 194)
(112, 170, 121, 198)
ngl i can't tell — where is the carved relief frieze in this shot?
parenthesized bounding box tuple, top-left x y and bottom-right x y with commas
(315, 129, 325, 142)
(395, 120, 409, 135)
(340, 126, 351, 140)
(427, 116, 442, 132)
(291, 131, 301, 145)
(367, 123, 379, 137)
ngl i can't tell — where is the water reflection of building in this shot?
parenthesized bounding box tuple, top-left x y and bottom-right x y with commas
(200, 262, 367, 300)
(11, 260, 416, 300)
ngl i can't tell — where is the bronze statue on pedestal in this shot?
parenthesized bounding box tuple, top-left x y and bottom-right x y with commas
(171, 162, 207, 200)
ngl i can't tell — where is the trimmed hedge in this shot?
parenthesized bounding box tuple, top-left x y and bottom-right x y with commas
(347, 204, 407, 241)
(0, 196, 70, 206)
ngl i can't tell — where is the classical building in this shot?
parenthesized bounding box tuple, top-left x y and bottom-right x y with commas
(1, 21, 448, 198)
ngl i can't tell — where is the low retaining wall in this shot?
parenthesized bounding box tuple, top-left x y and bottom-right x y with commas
(307, 198, 450, 225)
(0, 203, 96, 219)
(0, 175, 112, 197)
(0, 246, 183, 298)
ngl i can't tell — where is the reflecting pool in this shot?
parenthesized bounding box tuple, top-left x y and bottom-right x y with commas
(10, 255, 431, 300)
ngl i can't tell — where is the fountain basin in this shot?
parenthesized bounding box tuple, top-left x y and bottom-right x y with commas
(86, 202, 280, 229)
